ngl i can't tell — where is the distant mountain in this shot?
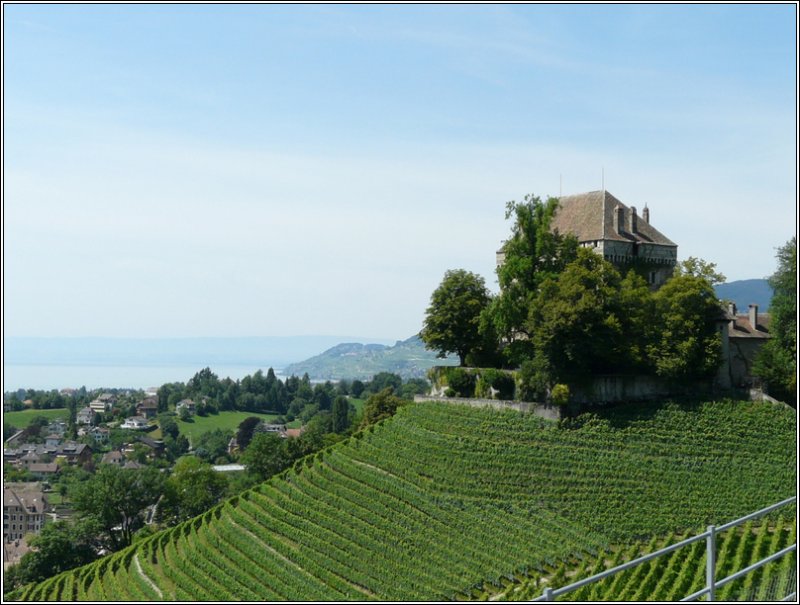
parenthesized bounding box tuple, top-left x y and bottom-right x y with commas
(714, 279, 773, 312)
(283, 335, 458, 381)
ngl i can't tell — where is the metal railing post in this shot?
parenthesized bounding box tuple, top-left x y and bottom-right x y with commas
(706, 525, 716, 602)
(543, 586, 553, 601)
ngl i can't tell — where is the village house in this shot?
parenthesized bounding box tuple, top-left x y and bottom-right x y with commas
(3, 483, 48, 543)
(76, 406, 95, 426)
(98, 392, 117, 406)
(3, 536, 31, 570)
(28, 463, 59, 480)
(44, 434, 62, 447)
(717, 303, 772, 389)
(136, 397, 159, 419)
(120, 416, 149, 430)
(175, 399, 196, 415)
(101, 450, 126, 467)
(89, 398, 112, 415)
(137, 436, 165, 459)
(46, 421, 67, 437)
(78, 426, 110, 444)
(55, 442, 92, 466)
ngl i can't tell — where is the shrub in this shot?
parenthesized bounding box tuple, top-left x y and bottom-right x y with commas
(551, 384, 570, 406)
(476, 368, 516, 400)
(444, 368, 477, 398)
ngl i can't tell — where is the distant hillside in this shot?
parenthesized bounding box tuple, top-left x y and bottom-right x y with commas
(714, 279, 773, 312)
(283, 335, 458, 380)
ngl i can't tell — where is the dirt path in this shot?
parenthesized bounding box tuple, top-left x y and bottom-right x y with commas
(133, 553, 164, 599)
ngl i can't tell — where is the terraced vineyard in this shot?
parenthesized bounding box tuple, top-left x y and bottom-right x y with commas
(500, 518, 797, 601)
(10, 400, 795, 601)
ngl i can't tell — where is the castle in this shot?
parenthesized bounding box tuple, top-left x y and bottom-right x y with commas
(496, 189, 771, 392)
(497, 190, 678, 286)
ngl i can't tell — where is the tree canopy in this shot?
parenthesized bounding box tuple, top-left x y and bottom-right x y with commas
(489, 194, 578, 345)
(753, 236, 797, 404)
(421, 269, 491, 366)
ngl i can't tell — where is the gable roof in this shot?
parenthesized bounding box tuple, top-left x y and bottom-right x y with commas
(551, 190, 677, 247)
(4, 485, 47, 512)
(728, 313, 772, 339)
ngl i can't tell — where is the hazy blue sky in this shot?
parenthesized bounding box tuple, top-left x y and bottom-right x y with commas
(4, 4, 796, 340)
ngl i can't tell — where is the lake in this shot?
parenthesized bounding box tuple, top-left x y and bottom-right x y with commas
(3, 363, 289, 391)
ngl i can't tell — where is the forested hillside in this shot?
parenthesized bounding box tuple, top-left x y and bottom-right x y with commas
(11, 400, 795, 601)
(283, 335, 458, 380)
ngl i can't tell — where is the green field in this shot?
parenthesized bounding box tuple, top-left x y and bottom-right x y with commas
(12, 399, 795, 601)
(3, 407, 69, 428)
(176, 411, 300, 443)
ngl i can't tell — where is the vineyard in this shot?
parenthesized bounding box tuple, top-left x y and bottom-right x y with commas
(500, 518, 797, 601)
(10, 399, 796, 601)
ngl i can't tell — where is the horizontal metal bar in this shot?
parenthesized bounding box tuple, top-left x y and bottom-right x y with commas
(548, 533, 709, 598)
(715, 544, 796, 589)
(679, 586, 711, 602)
(717, 496, 796, 532)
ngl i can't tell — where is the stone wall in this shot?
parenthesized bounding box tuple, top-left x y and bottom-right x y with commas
(413, 395, 562, 421)
(568, 374, 713, 404)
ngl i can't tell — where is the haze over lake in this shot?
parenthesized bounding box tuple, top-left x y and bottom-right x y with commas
(3, 336, 396, 391)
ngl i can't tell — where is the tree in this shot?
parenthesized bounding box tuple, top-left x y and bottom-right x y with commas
(72, 465, 165, 550)
(490, 194, 578, 345)
(159, 457, 228, 524)
(158, 414, 179, 440)
(236, 416, 263, 452)
(240, 432, 291, 481)
(193, 429, 233, 464)
(331, 396, 352, 434)
(676, 256, 727, 285)
(532, 248, 624, 380)
(5, 518, 102, 588)
(365, 372, 403, 397)
(421, 269, 492, 366)
(360, 388, 407, 428)
(350, 380, 365, 398)
(647, 270, 723, 380)
(753, 237, 797, 404)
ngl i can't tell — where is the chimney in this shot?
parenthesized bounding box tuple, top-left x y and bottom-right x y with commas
(728, 302, 737, 317)
(628, 206, 638, 233)
(748, 304, 759, 331)
(614, 205, 624, 233)
(642, 205, 650, 223)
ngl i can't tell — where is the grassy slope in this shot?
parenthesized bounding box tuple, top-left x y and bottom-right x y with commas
(176, 411, 300, 443)
(13, 399, 795, 601)
(3, 407, 69, 428)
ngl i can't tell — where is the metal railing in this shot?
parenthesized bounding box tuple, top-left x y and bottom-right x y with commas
(531, 496, 796, 602)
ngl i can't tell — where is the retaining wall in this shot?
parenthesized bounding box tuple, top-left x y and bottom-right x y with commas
(413, 395, 562, 421)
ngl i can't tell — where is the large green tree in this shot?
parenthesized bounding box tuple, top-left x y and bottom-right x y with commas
(159, 457, 228, 524)
(4, 518, 102, 590)
(421, 269, 492, 366)
(753, 237, 797, 404)
(532, 248, 625, 380)
(360, 388, 407, 428)
(240, 432, 292, 481)
(73, 465, 165, 550)
(647, 271, 723, 380)
(490, 194, 578, 346)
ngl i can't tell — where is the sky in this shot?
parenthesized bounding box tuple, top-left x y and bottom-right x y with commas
(3, 4, 797, 341)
